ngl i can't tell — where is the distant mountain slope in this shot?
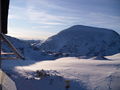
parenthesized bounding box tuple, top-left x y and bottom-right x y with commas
(40, 25, 120, 57)
(2, 36, 53, 60)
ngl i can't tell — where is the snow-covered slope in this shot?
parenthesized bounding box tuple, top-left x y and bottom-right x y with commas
(2, 53, 120, 90)
(40, 25, 120, 57)
(2, 36, 53, 60)
(23, 40, 43, 49)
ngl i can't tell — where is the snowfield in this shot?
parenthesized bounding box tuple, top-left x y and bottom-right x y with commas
(2, 53, 120, 90)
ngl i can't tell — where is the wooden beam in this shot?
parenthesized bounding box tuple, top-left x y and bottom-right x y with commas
(1, 57, 20, 60)
(1, 52, 15, 55)
(1, 33, 25, 60)
(0, 0, 2, 69)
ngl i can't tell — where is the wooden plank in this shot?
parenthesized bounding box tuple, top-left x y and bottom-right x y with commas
(0, 0, 1, 33)
(1, 52, 15, 55)
(0, 57, 20, 60)
(0, 0, 2, 68)
(1, 0, 9, 34)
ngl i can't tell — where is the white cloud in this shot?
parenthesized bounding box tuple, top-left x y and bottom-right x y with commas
(27, 9, 62, 23)
(8, 14, 18, 19)
(88, 12, 120, 22)
(87, 13, 120, 29)
(8, 6, 28, 20)
(26, 0, 80, 13)
(26, 7, 79, 25)
(8, 4, 76, 25)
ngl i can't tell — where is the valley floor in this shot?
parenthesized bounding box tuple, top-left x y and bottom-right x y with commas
(2, 53, 120, 90)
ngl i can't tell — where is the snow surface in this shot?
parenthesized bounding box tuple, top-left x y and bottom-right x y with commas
(2, 54, 120, 90)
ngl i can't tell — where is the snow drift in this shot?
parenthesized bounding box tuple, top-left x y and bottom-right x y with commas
(40, 25, 120, 57)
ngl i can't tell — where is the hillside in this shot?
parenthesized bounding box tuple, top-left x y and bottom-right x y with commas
(40, 25, 120, 57)
(1, 36, 54, 60)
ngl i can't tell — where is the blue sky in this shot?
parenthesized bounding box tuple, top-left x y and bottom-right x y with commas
(8, 0, 120, 40)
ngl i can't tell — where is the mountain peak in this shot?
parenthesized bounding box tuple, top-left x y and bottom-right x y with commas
(40, 25, 120, 57)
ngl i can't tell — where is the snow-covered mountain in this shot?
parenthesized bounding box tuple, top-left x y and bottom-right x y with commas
(2, 36, 54, 60)
(23, 40, 43, 49)
(40, 25, 120, 57)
